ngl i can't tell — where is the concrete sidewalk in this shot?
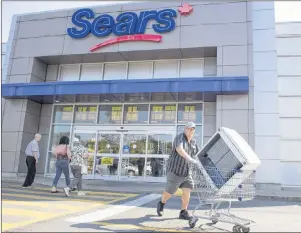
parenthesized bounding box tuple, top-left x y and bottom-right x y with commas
(3, 176, 301, 202)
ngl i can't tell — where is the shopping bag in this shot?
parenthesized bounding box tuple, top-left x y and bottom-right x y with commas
(81, 164, 88, 175)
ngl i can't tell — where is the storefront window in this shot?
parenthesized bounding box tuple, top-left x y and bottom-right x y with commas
(177, 125, 203, 147)
(123, 104, 148, 124)
(95, 156, 119, 176)
(98, 133, 121, 154)
(121, 157, 146, 177)
(177, 103, 203, 124)
(180, 59, 204, 78)
(147, 134, 173, 155)
(60, 65, 79, 81)
(153, 61, 178, 78)
(103, 63, 127, 80)
(151, 93, 176, 102)
(150, 104, 176, 124)
(80, 64, 102, 81)
(122, 134, 146, 154)
(74, 105, 97, 124)
(49, 125, 71, 150)
(47, 152, 56, 173)
(99, 105, 122, 124)
(146, 158, 168, 178)
(53, 105, 73, 123)
(128, 62, 152, 79)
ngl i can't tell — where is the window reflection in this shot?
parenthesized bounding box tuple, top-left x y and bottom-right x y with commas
(47, 152, 56, 174)
(121, 157, 146, 177)
(98, 105, 122, 124)
(50, 125, 71, 150)
(123, 104, 148, 124)
(53, 106, 73, 123)
(74, 105, 97, 124)
(177, 103, 203, 124)
(98, 133, 120, 154)
(123, 134, 146, 154)
(147, 134, 172, 155)
(95, 157, 119, 176)
(147, 158, 168, 177)
(150, 104, 176, 124)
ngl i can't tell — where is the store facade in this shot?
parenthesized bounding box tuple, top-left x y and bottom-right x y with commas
(3, 1, 299, 188)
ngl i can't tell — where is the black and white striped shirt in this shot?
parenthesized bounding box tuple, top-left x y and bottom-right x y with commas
(166, 133, 200, 177)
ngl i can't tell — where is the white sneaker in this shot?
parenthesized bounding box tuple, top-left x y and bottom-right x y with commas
(51, 186, 58, 193)
(64, 187, 70, 197)
(77, 191, 86, 196)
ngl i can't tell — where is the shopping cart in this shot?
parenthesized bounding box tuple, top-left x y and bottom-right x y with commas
(187, 127, 261, 232)
(188, 162, 256, 233)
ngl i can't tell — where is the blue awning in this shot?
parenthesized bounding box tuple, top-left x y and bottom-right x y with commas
(2, 77, 248, 103)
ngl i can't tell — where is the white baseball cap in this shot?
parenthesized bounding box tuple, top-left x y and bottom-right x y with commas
(185, 122, 196, 128)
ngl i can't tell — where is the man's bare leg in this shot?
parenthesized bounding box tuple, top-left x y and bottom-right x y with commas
(161, 191, 172, 204)
(157, 191, 173, 216)
(181, 188, 192, 210)
(179, 188, 193, 220)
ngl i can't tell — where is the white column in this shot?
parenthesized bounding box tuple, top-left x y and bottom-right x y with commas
(252, 2, 281, 190)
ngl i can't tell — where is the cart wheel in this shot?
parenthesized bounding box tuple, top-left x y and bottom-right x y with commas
(189, 218, 198, 228)
(242, 227, 250, 233)
(233, 225, 241, 232)
(212, 219, 218, 224)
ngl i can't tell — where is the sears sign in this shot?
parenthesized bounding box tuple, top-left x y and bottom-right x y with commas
(67, 3, 193, 51)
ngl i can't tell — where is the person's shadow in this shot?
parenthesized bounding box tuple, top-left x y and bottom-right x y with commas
(70, 214, 230, 232)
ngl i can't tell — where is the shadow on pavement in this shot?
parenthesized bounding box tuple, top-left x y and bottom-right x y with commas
(143, 197, 301, 211)
(70, 214, 230, 232)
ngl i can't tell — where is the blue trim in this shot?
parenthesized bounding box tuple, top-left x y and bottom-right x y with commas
(2, 77, 248, 98)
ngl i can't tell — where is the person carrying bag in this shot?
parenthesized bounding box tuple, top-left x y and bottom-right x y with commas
(51, 136, 72, 196)
(70, 137, 89, 196)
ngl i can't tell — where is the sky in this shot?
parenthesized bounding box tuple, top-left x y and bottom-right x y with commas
(2, 1, 301, 43)
(1, 1, 130, 42)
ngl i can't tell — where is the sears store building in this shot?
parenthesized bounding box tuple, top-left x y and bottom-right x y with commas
(2, 1, 301, 190)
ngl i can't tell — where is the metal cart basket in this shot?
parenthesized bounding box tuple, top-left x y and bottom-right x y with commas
(188, 162, 256, 233)
(187, 127, 261, 232)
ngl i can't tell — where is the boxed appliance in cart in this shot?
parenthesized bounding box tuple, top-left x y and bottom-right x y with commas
(196, 127, 261, 194)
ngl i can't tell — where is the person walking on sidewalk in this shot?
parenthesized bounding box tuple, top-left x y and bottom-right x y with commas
(51, 136, 72, 196)
(70, 137, 89, 196)
(22, 134, 42, 188)
(157, 122, 200, 220)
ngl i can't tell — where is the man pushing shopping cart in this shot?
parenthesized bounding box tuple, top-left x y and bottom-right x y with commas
(157, 125, 261, 233)
(157, 121, 200, 220)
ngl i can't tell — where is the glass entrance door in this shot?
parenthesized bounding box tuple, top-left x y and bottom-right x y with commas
(95, 132, 121, 181)
(120, 129, 174, 182)
(120, 132, 147, 182)
(72, 126, 175, 182)
(145, 133, 173, 182)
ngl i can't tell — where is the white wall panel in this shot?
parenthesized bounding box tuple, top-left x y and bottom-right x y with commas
(280, 118, 301, 139)
(279, 97, 301, 117)
(278, 77, 301, 96)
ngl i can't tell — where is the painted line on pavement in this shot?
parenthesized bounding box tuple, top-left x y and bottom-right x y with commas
(3, 183, 136, 197)
(3, 208, 58, 218)
(3, 187, 119, 200)
(2, 199, 93, 211)
(2, 193, 106, 204)
(2, 208, 87, 232)
(66, 193, 161, 223)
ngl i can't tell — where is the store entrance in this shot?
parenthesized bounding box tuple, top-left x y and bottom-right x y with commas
(72, 125, 175, 182)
